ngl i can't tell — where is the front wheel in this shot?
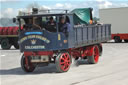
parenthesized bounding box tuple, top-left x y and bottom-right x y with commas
(21, 55, 36, 72)
(87, 45, 100, 64)
(55, 52, 71, 73)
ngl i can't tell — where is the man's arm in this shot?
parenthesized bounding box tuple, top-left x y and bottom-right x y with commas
(64, 23, 71, 37)
(66, 23, 71, 32)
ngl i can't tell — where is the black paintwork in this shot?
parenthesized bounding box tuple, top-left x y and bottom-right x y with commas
(19, 30, 68, 52)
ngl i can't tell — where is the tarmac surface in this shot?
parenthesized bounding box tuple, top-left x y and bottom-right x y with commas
(0, 43, 128, 85)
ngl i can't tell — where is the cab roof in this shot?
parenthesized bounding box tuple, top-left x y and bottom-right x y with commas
(17, 13, 73, 18)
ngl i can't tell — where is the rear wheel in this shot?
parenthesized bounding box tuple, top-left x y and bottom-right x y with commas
(87, 45, 99, 64)
(1, 38, 11, 49)
(114, 37, 122, 43)
(98, 44, 102, 56)
(55, 52, 71, 73)
(21, 55, 36, 72)
(124, 40, 128, 43)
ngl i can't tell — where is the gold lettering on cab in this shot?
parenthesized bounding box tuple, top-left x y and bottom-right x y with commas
(20, 35, 50, 43)
(25, 46, 45, 49)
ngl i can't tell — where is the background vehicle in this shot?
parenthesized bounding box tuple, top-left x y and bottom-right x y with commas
(16, 8, 111, 73)
(99, 7, 128, 43)
(0, 26, 19, 49)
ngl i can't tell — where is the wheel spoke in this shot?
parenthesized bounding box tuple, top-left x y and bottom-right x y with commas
(66, 56, 69, 60)
(67, 62, 70, 66)
(61, 63, 66, 70)
(65, 64, 69, 69)
(67, 59, 70, 63)
(63, 54, 67, 59)
(65, 54, 68, 60)
(60, 61, 65, 65)
(61, 57, 65, 60)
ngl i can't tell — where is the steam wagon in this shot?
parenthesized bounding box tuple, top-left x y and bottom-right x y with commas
(15, 8, 111, 73)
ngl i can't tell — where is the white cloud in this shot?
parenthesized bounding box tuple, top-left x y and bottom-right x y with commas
(120, 3, 128, 7)
(96, 0, 113, 8)
(6, 8, 13, 13)
(96, 0, 128, 9)
(54, 3, 73, 9)
(40, 3, 73, 11)
(0, 14, 2, 18)
(64, 3, 72, 9)
(0, 8, 18, 18)
(96, 0, 104, 2)
(55, 3, 64, 8)
(41, 5, 51, 9)
(0, 1, 128, 18)
(0, 0, 20, 2)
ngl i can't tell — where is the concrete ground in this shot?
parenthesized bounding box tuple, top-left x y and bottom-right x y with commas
(0, 43, 128, 85)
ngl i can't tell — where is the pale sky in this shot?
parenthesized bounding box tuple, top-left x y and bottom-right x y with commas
(0, 0, 128, 18)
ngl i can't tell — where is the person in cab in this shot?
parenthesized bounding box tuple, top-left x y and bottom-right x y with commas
(59, 17, 71, 37)
(46, 17, 56, 32)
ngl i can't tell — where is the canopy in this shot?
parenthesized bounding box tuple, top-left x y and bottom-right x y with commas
(71, 8, 92, 25)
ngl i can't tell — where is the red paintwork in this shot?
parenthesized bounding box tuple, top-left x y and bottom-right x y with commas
(23, 45, 98, 62)
(0, 26, 20, 35)
(67, 45, 99, 59)
(0, 27, 3, 35)
(8, 27, 13, 35)
(24, 51, 53, 56)
(25, 55, 29, 69)
(23, 44, 101, 72)
(3, 27, 8, 35)
(93, 45, 99, 63)
(13, 26, 19, 35)
(85, 46, 94, 56)
(21, 26, 23, 30)
(59, 53, 71, 71)
(23, 45, 100, 58)
(70, 48, 81, 59)
(112, 34, 128, 40)
(24, 51, 53, 66)
(70, 45, 99, 63)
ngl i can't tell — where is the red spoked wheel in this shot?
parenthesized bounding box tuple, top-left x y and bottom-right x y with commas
(55, 52, 71, 73)
(87, 45, 99, 64)
(21, 54, 36, 72)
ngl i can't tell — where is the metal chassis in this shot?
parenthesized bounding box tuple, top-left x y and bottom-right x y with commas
(23, 43, 102, 63)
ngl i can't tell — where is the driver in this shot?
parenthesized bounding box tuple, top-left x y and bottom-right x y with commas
(23, 18, 33, 30)
(47, 17, 56, 26)
(59, 17, 71, 37)
(46, 17, 56, 32)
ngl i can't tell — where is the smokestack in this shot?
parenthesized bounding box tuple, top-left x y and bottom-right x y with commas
(32, 8, 38, 14)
